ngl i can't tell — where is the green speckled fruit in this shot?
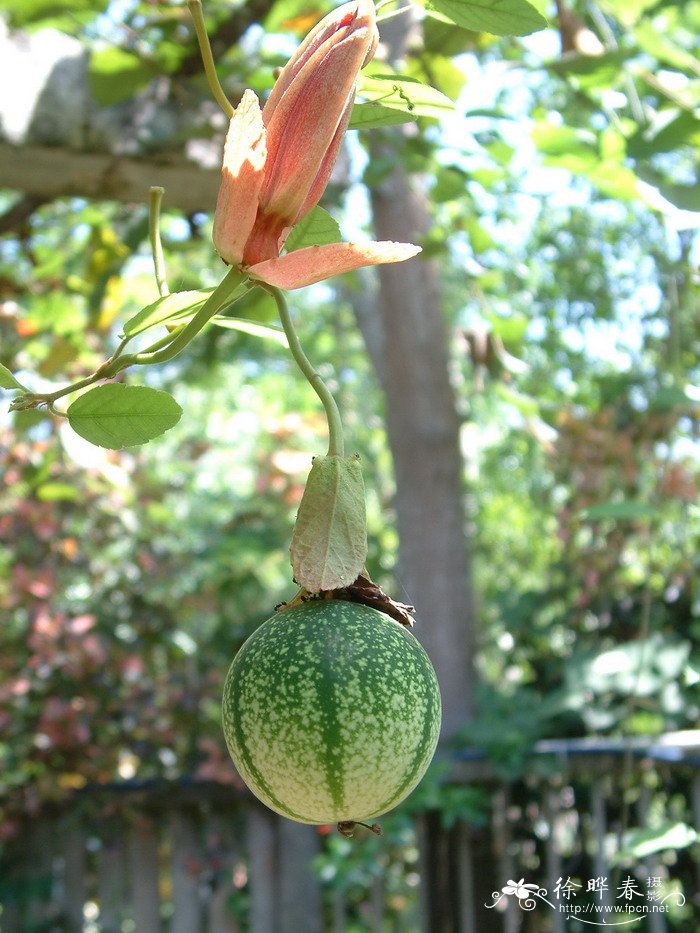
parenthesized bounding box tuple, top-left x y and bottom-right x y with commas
(222, 600, 441, 824)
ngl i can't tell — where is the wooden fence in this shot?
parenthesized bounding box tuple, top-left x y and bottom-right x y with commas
(1, 732, 698, 932)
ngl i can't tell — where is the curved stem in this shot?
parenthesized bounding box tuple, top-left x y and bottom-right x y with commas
(263, 284, 345, 458)
(130, 267, 246, 367)
(187, 0, 235, 119)
(13, 269, 247, 409)
(149, 187, 169, 297)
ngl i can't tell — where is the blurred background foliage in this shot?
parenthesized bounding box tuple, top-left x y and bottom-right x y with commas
(0, 0, 698, 915)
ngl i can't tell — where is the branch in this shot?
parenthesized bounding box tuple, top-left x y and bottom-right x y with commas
(0, 143, 219, 213)
(0, 194, 50, 235)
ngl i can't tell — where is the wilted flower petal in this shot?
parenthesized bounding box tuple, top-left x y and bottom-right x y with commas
(212, 90, 267, 266)
(249, 241, 421, 290)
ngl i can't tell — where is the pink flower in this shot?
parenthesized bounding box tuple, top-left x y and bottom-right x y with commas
(212, 0, 420, 289)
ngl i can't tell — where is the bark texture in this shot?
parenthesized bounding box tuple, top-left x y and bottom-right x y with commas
(368, 168, 475, 736)
(360, 7, 481, 930)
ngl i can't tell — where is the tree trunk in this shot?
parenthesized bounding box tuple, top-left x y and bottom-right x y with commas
(357, 6, 481, 929)
(368, 164, 475, 736)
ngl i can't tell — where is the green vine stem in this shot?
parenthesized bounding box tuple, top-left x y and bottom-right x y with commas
(263, 284, 345, 458)
(11, 268, 246, 412)
(187, 0, 235, 119)
(131, 267, 246, 366)
(149, 187, 170, 298)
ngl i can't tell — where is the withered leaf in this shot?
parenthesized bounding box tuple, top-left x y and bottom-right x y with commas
(290, 455, 368, 593)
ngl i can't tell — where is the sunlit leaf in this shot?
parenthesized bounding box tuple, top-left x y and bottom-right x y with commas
(67, 384, 182, 449)
(89, 47, 155, 106)
(427, 0, 547, 36)
(360, 73, 455, 116)
(350, 102, 412, 129)
(284, 207, 342, 252)
(407, 53, 466, 100)
(614, 822, 698, 864)
(628, 111, 700, 160)
(581, 501, 656, 521)
(0, 365, 26, 391)
(36, 483, 79, 502)
(598, 0, 659, 28)
(532, 121, 597, 156)
(0, 0, 107, 28)
(122, 290, 214, 337)
(211, 318, 288, 346)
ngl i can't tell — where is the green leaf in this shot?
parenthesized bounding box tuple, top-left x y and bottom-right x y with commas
(284, 207, 342, 252)
(586, 162, 640, 201)
(649, 385, 693, 411)
(424, 15, 480, 56)
(0, 364, 26, 391)
(432, 166, 469, 203)
(487, 313, 529, 344)
(122, 290, 213, 337)
(581, 500, 656, 521)
(614, 822, 698, 864)
(628, 111, 700, 160)
(602, 0, 675, 29)
(1, 0, 107, 28)
(89, 48, 155, 107)
(67, 384, 182, 449)
(495, 383, 539, 416)
(427, 0, 547, 36)
(532, 121, 597, 157)
(356, 73, 455, 121)
(36, 483, 79, 502)
(407, 53, 466, 100)
(350, 102, 413, 129)
(464, 216, 497, 253)
(654, 182, 700, 212)
(211, 318, 288, 346)
(290, 455, 368, 592)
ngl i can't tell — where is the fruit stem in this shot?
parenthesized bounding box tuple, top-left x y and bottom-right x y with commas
(337, 820, 383, 838)
(263, 284, 345, 458)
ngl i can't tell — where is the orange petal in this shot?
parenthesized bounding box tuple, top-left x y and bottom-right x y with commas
(212, 90, 267, 266)
(260, 32, 370, 226)
(263, 0, 377, 120)
(248, 241, 421, 289)
(294, 95, 354, 224)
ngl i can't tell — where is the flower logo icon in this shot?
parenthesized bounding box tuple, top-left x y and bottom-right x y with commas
(502, 879, 541, 901)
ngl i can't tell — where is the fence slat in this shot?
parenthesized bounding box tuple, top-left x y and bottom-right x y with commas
(493, 787, 518, 933)
(26, 817, 57, 930)
(590, 779, 612, 908)
(636, 783, 667, 933)
(62, 820, 87, 932)
(331, 890, 346, 933)
(129, 814, 161, 933)
(277, 819, 323, 933)
(247, 806, 277, 933)
(205, 813, 240, 933)
(456, 821, 476, 933)
(171, 809, 203, 933)
(544, 786, 566, 933)
(97, 824, 127, 933)
(692, 773, 700, 896)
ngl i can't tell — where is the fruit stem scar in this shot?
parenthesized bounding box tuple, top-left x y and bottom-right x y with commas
(337, 820, 383, 837)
